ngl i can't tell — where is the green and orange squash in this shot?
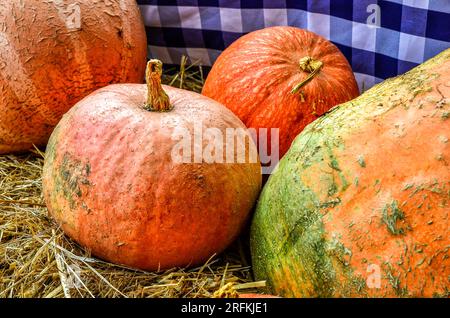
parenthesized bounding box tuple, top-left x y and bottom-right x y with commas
(251, 49, 450, 297)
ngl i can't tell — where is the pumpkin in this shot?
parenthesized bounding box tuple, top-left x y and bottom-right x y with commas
(202, 26, 359, 159)
(42, 60, 262, 271)
(250, 49, 450, 297)
(0, 0, 147, 154)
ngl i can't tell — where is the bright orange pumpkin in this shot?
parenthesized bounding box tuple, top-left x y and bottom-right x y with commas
(42, 60, 262, 271)
(202, 26, 359, 158)
(0, 0, 147, 154)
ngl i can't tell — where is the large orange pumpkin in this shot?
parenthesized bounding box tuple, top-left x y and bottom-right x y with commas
(0, 0, 147, 154)
(251, 49, 450, 297)
(42, 60, 262, 271)
(202, 26, 359, 158)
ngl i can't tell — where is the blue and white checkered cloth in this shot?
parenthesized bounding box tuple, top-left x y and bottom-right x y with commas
(137, 0, 450, 91)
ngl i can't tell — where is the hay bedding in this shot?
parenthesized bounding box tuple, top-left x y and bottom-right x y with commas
(0, 61, 265, 298)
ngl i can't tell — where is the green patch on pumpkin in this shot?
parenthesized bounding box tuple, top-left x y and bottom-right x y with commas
(357, 155, 366, 168)
(381, 200, 406, 235)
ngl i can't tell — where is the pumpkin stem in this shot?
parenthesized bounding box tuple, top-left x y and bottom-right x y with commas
(143, 59, 173, 112)
(291, 56, 323, 94)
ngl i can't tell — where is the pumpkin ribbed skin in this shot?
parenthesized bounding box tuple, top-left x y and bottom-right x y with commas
(251, 49, 450, 297)
(42, 80, 262, 270)
(0, 0, 147, 154)
(202, 26, 359, 158)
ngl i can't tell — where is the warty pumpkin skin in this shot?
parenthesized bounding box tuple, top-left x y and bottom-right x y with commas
(202, 26, 359, 158)
(0, 0, 147, 154)
(43, 60, 262, 271)
(251, 49, 450, 297)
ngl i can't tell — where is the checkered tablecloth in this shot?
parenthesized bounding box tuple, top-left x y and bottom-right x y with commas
(137, 0, 450, 91)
